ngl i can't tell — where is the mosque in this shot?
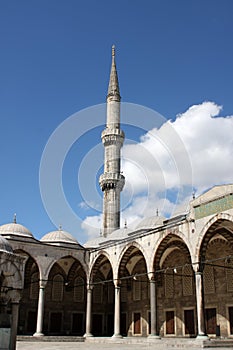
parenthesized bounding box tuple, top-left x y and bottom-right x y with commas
(0, 47, 233, 348)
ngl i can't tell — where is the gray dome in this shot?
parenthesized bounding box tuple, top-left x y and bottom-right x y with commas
(41, 229, 79, 245)
(0, 235, 13, 253)
(136, 215, 165, 230)
(110, 227, 132, 239)
(0, 223, 34, 238)
(84, 236, 107, 248)
(84, 227, 132, 248)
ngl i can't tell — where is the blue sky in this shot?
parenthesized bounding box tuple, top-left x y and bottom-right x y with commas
(0, 0, 233, 244)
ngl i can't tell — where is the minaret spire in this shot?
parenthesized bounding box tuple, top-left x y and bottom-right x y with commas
(107, 45, 120, 100)
(99, 46, 125, 237)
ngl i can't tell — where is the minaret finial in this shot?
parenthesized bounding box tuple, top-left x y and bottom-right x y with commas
(124, 219, 127, 229)
(112, 45, 115, 57)
(107, 45, 120, 100)
(13, 213, 17, 224)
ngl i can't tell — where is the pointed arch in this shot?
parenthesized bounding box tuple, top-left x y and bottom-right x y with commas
(116, 241, 149, 279)
(89, 250, 114, 283)
(149, 230, 193, 273)
(196, 213, 233, 260)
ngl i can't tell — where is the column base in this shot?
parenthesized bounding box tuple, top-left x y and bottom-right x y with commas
(112, 333, 123, 339)
(83, 333, 93, 338)
(33, 332, 44, 337)
(148, 334, 161, 339)
(196, 334, 209, 340)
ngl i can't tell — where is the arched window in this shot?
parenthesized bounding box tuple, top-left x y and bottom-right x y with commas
(165, 270, 173, 298)
(182, 265, 193, 296)
(30, 272, 39, 300)
(225, 259, 233, 292)
(133, 279, 141, 301)
(74, 276, 84, 302)
(107, 283, 114, 303)
(52, 274, 64, 301)
(203, 265, 215, 294)
(93, 278, 103, 303)
(120, 279, 128, 302)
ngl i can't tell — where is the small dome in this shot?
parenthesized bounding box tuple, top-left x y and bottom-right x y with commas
(41, 229, 79, 246)
(84, 227, 132, 248)
(136, 215, 165, 230)
(110, 227, 132, 239)
(84, 236, 107, 248)
(0, 223, 33, 238)
(0, 235, 13, 253)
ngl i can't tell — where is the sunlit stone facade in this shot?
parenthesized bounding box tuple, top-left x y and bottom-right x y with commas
(0, 48, 233, 342)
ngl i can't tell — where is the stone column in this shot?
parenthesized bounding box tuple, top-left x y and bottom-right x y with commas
(7, 287, 22, 350)
(84, 285, 93, 337)
(33, 280, 46, 336)
(195, 271, 208, 339)
(112, 282, 122, 338)
(10, 301, 20, 350)
(148, 278, 160, 338)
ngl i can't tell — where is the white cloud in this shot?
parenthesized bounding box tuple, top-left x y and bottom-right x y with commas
(82, 101, 233, 240)
(81, 214, 102, 240)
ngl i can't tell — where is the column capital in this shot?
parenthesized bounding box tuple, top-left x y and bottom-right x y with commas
(195, 270, 203, 276)
(148, 272, 156, 281)
(87, 283, 94, 291)
(39, 279, 47, 288)
(114, 279, 121, 287)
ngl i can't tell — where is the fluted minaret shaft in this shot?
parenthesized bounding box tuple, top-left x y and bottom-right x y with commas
(99, 46, 125, 237)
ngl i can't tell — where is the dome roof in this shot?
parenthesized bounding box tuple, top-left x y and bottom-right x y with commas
(41, 229, 79, 246)
(110, 227, 132, 239)
(136, 215, 165, 230)
(0, 222, 34, 238)
(84, 227, 132, 248)
(84, 236, 107, 248)
(0, 235, 13, 253)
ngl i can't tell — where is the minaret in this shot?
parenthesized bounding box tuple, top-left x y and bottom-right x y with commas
(99, 46, 125, 237)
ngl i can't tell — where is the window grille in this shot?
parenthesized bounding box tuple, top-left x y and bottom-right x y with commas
(52, 274, 64, 301)
(182, 265, 193, 296)
(74, 276, 84, 302)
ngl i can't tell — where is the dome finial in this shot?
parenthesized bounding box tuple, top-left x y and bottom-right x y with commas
(156, 208, 159, 217)
(192, 190, 196, 199)
(112, 45, 115, 57)
(13, 213, 17, 224)
(124, 219, 127, 229)
(59, 224, 62, 231)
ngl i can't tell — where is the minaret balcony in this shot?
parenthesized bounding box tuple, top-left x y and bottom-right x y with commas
(101, 128, 125, 146)
(99, 173, 125, 192)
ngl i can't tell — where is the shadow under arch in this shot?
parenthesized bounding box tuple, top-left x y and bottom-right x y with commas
(116, 240, 149, 278)
(89, 250, 114, 282)
(196, 216, 233, 337)
(89, 253, 115, 337)
(44, 254, 87, 336)
(13, 249, 40, 335)
(149, 229, 193, 274)
(196, 213, 233, 261)
(153, 233, 195, 337)
(117, 243, 149, 337)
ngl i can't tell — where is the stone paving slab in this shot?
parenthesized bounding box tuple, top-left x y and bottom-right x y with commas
(16, 341, 233, 350)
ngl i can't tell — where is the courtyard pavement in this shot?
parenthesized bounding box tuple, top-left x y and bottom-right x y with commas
(16, 340, 233, 350)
